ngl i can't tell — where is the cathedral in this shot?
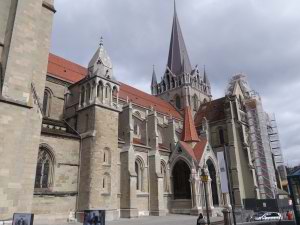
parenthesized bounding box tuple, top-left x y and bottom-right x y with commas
(0, 0, 287, 222)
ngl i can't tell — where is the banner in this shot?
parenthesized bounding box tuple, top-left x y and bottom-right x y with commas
(217, 151, 229, 193)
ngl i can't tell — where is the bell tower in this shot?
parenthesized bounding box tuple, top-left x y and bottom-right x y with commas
(151, 2, 212, 113)
(75, 40, 121, 220)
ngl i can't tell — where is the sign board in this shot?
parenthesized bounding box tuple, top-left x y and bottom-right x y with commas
(217, 151, 229, 193)
(83, 210, 105, 225)
(12, 213, 34, 225)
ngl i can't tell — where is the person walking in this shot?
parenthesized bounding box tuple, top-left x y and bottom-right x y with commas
(197, 213, 206, 225)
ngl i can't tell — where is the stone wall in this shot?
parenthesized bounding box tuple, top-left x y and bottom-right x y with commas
(0, 0, 55, 219)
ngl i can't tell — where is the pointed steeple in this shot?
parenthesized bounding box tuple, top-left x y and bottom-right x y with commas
(181, 106, 200, 142)
(167, 1, 192, 76)
(151, 65, 158, 95)
(203, 65, 209, 85)
(151, 65, 157, 87)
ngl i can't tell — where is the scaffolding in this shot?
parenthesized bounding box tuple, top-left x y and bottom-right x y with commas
(266, 113, 288, 185)
(245, 92, 277, 199)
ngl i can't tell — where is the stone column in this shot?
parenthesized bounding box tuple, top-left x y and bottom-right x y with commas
(190, 170, 202, 215)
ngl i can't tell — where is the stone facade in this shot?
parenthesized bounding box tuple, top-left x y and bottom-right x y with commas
(0, 0, 55, 219)
(0, 1, 284, 222)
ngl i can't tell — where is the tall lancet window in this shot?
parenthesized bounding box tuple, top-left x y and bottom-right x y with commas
(43, 89, 52, 117)
(34, 146, 54, 189)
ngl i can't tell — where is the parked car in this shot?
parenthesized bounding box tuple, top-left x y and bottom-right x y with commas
(251, 212, 282, 221)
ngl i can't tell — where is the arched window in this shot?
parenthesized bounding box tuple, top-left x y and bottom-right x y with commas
(135, 158, 144, 191)
(171, 77, 175, 88)
(97, 81, 103, 102)
(105, 84, 111, 103)
(175, 95, 181, 109)
(86, 83, 91, 104)
(81, 86, 85, 106)
(42, 89, 52, 117)
(102, 173, 111, 194)
(161, 162, 168, 192)
(219, 128, 225, 145)
(133, 121, 140, 135)
(103, 147, 111, 164)
(34, 146, 55, 189)
(193, 94, 198, 111)
(207, 159, 219, 206)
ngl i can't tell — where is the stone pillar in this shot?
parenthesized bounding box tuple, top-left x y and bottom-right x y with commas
(190, 170, 202, 215)
(147, 110, 166, 216)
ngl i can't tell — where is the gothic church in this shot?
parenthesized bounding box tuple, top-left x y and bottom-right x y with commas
(0, 0, 285, 221)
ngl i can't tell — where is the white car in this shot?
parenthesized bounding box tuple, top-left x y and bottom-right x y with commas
(252, 212, 282, 221)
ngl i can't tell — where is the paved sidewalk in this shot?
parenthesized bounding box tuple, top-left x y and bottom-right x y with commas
(107, 214, 223, 225)
(31, 214, 223, 225)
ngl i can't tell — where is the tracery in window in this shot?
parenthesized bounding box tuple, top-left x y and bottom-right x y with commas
(34, 146, 54, 189)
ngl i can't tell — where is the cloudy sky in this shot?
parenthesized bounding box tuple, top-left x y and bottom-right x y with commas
(51, 0, 300, 166)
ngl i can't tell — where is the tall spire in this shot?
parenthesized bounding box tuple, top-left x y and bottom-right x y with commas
(151, 65, 157, 86)
(167, 1, 192, 76)
(151, 65, 158, 95)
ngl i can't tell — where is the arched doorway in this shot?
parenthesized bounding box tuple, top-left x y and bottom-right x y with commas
(172, 160, 191, 199)
(207, 159, 219, 205)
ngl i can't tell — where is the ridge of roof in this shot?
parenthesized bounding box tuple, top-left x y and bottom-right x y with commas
(181, 106, 199, 142)
(47, 53, 182, 119)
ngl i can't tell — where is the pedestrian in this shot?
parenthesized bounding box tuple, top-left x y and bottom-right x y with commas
(287, 211, 293, 221)
(197, 213, 206, 225)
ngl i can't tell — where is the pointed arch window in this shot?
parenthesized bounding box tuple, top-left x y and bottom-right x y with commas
(135, 158, 144, 191)
(218, 127, 225, 145)
(43, 89, 52, 117)
(97, 81, 104, 102)
(102, 173, 111, 194)
(161, 162, 168, 192)
(34, 146, 55, 189)
(81, 86, 85, 106)
(86, 83, 91, 104)
(105, 84, 111, 103)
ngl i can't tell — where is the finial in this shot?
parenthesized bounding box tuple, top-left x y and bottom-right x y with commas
(99, 36, 104, 46)
(174, 0, 177, 13)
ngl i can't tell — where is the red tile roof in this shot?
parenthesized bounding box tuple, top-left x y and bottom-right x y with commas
(194, 97, 226, 127)
(48, 53, 87, 83)
(181, 107, 199, 142)
(47, 53, 182, 119)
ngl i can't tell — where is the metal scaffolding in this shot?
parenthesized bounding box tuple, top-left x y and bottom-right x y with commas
(245, 92, 277, 199)
(266, 113, 287, 186)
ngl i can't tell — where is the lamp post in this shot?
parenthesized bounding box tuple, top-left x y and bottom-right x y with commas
(201, 168, 210, 225)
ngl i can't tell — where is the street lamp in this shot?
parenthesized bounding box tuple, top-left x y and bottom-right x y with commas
(201, 168, 210, 225)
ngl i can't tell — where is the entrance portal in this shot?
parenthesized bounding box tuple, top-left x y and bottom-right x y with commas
(207, 159, 219, 205)
(173, 160, 191, 199)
